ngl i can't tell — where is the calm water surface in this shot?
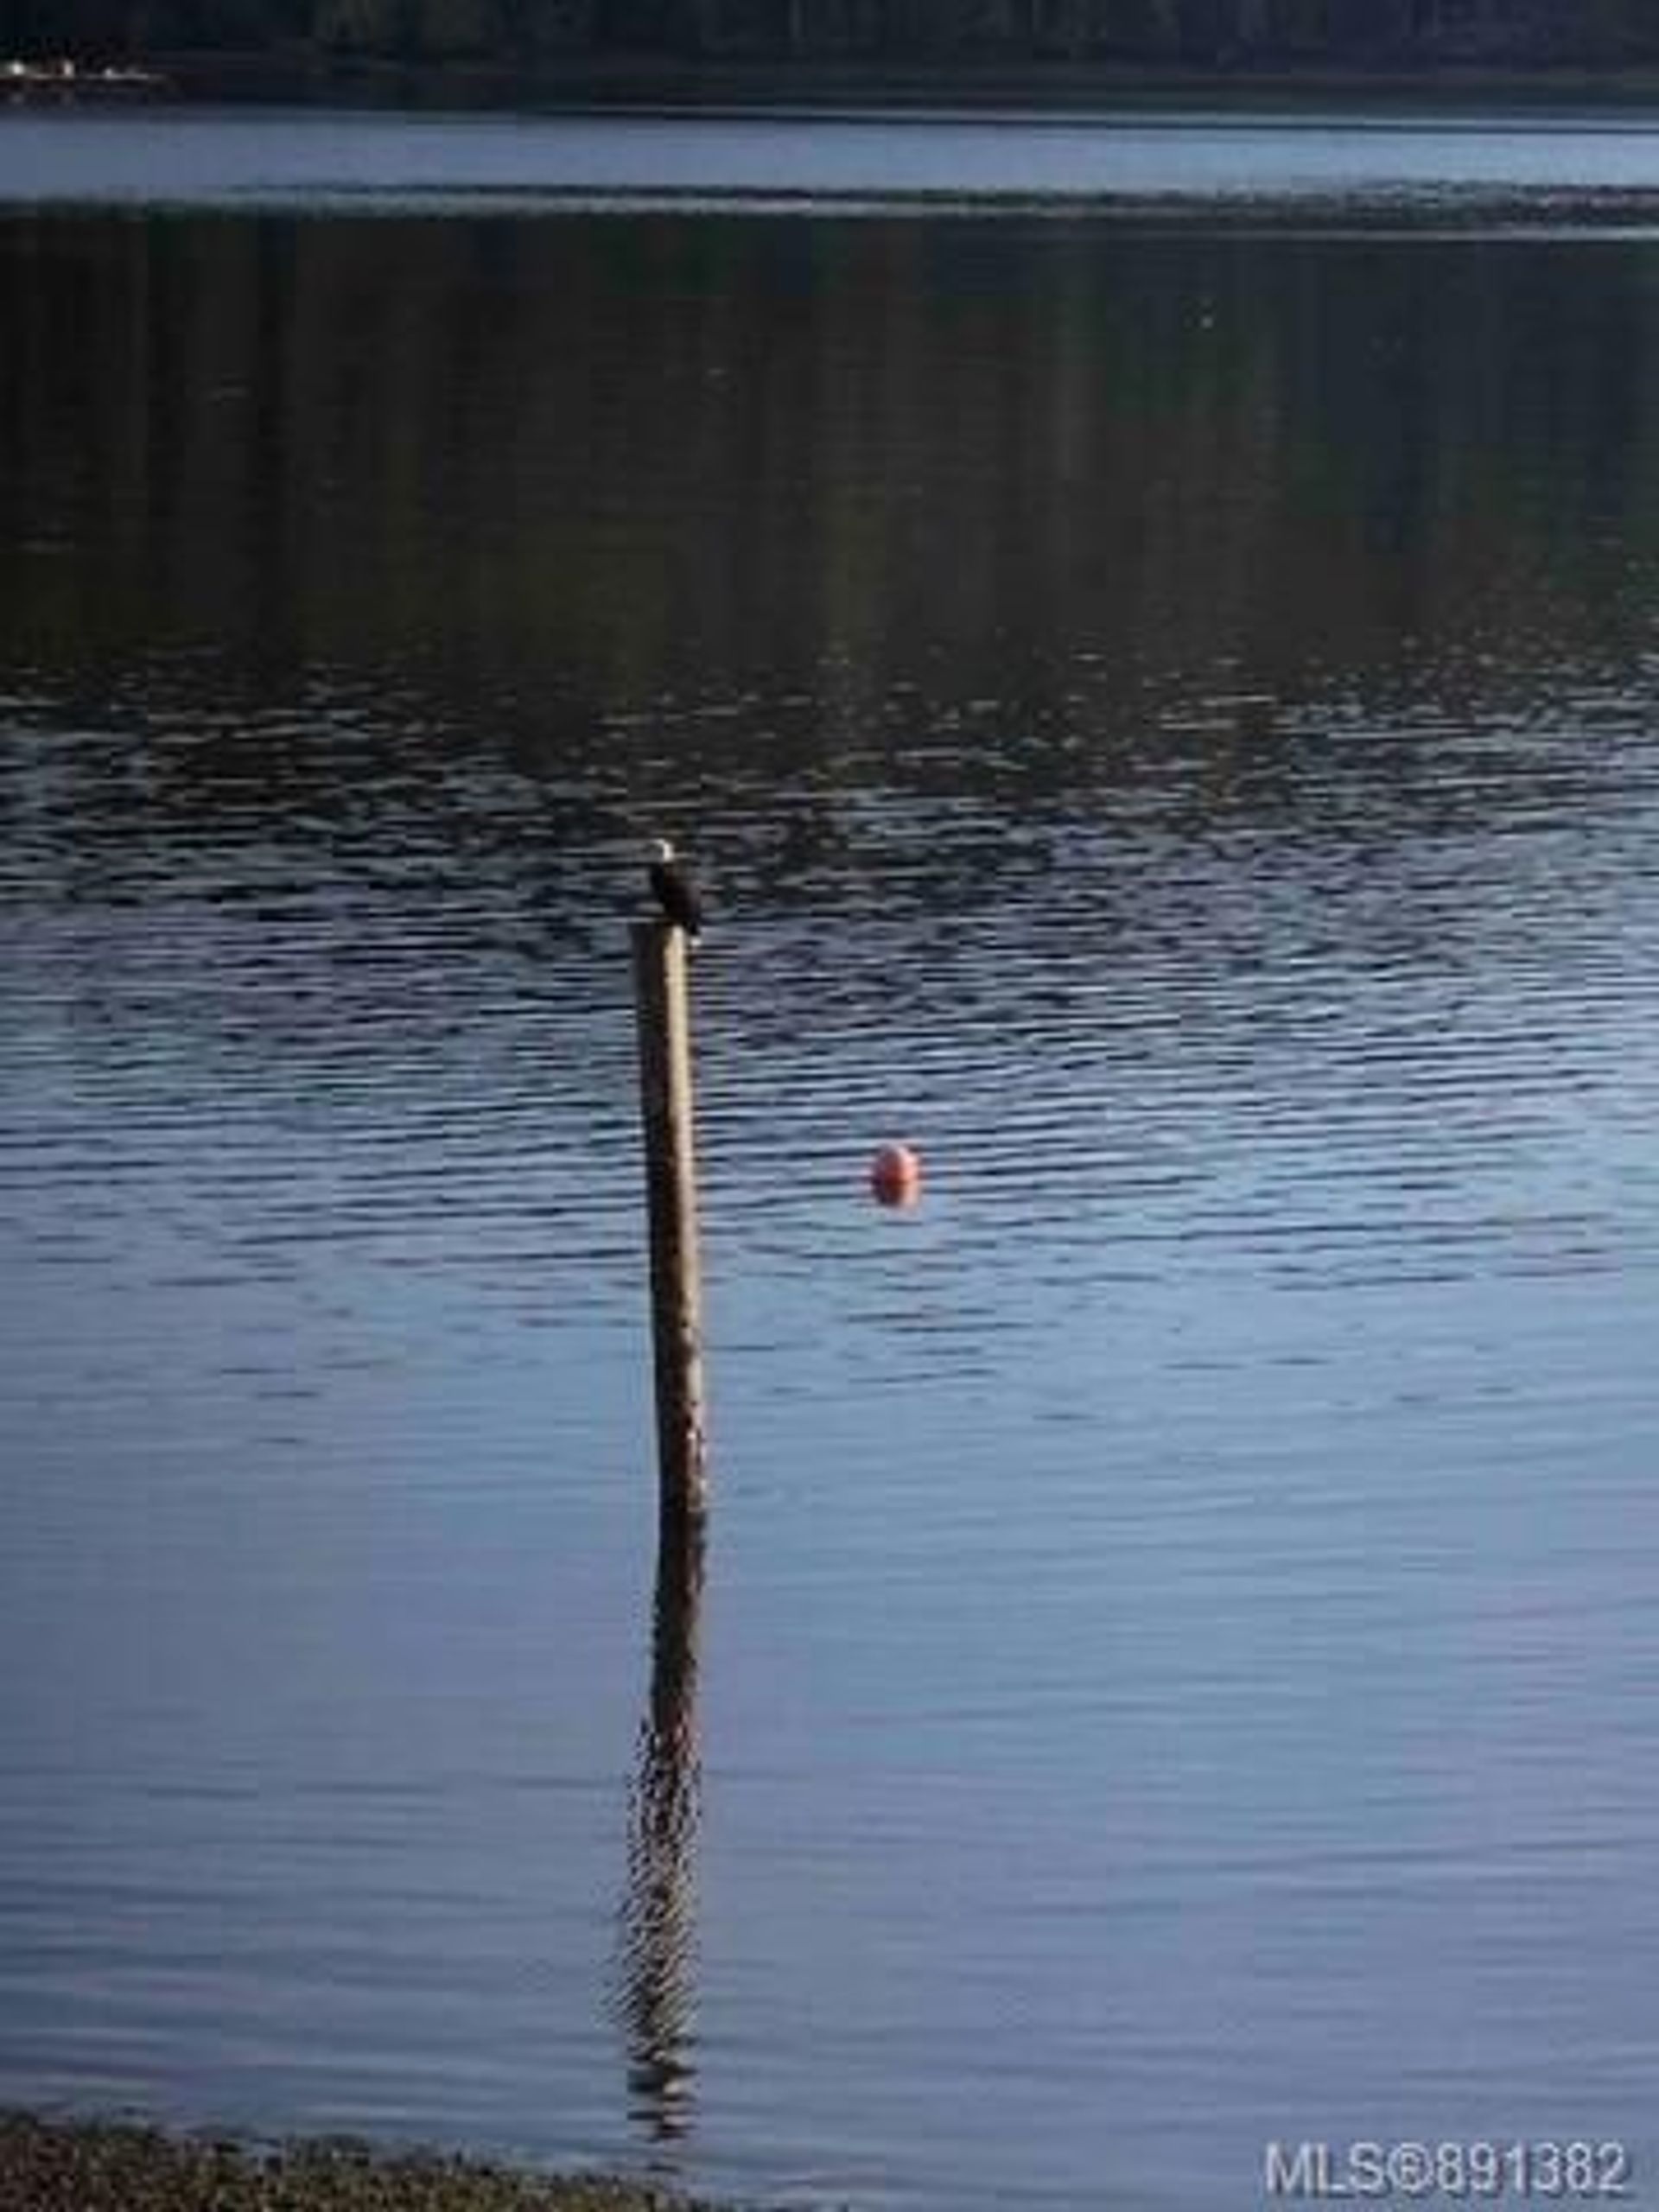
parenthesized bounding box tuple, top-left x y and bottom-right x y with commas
(8, 99, 1659, 213)
(1, 108, 1657, 2211)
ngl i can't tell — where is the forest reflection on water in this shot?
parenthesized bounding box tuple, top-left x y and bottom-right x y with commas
(2, 139, 1659, 2211)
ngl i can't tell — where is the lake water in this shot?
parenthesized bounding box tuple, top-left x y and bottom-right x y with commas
(2, 105, 1657, 2212)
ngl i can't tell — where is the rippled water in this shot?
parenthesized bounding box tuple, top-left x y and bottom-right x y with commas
(2, 114, 1658, 2211)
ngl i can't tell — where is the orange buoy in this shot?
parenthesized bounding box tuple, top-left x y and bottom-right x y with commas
(869, 1141, 923, 1208)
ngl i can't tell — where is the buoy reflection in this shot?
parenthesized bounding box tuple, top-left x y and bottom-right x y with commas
(616, 1501, 706, 2145)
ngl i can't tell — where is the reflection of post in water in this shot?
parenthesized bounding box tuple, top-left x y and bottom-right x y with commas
(617, 1501, 707, 2143)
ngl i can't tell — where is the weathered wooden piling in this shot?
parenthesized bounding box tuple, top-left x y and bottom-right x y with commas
(631, 918, 708, 1518)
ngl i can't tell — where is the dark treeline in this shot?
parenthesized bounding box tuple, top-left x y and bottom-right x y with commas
(9, 0, 1659, 68)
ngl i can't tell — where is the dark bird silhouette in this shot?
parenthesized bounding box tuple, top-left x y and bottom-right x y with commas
(648, 837, 703, 942)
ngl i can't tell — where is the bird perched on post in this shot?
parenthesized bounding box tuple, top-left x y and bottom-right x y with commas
(647, 836, 703, 943)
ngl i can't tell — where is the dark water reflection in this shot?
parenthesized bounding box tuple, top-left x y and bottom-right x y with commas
(617, 1507, 706, 2147)
(3, 178, 1659, 2209)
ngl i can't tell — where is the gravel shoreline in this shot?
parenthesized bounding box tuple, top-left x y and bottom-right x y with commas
(0, 2113, 749, 2212)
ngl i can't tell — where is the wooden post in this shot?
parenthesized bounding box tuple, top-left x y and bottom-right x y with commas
(632, 919, 708, 1517)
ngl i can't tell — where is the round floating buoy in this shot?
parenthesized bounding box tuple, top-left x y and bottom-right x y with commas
(870, 1141, 923, 1209)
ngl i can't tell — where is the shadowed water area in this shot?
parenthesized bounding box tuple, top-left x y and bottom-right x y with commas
(2, 108, 1657, 2211)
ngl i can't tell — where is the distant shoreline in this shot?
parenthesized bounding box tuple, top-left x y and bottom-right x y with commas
(35, 45, 1659, 112)
(3, 56, 170, 98)
(0, 2110, 741, 2212)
